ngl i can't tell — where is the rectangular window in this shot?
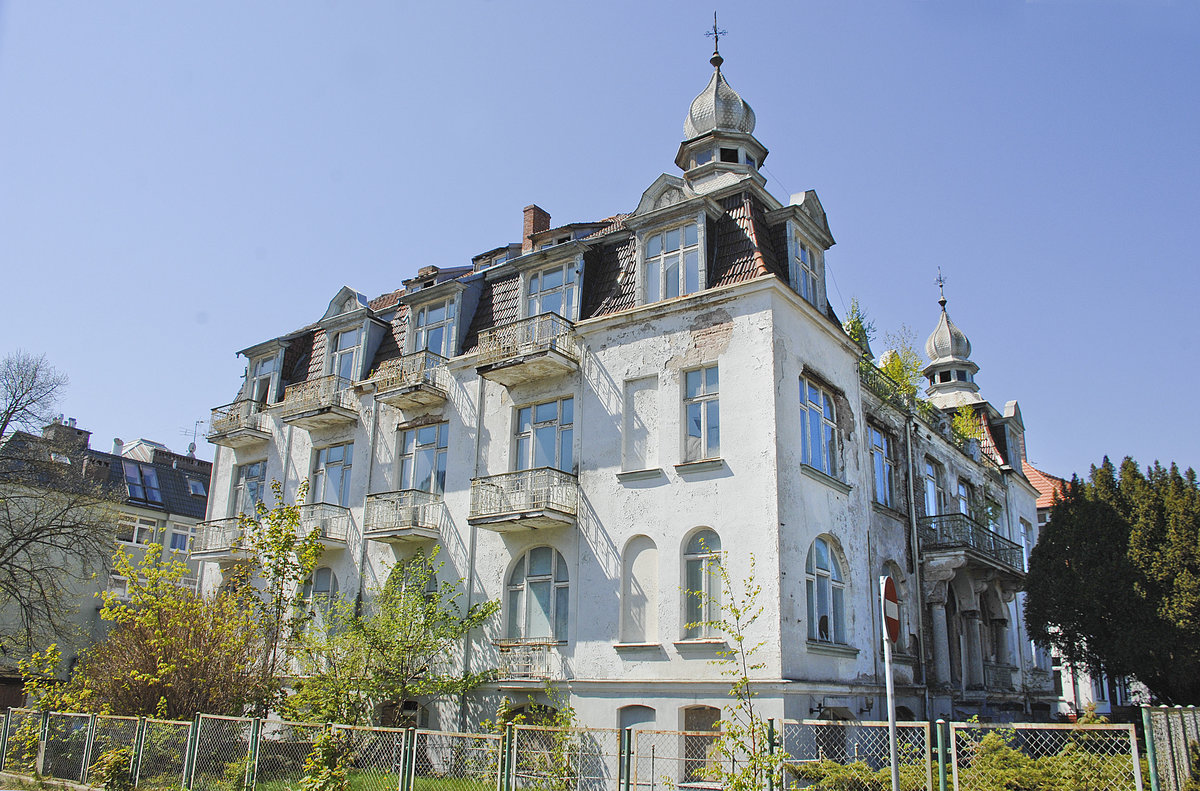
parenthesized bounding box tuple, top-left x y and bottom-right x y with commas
(187, 478, 207, 497)
(957, 480, 972, 516)
(622, 377, 659, 471)
(251, 355, 276, 403)
(1020, 518, 1033, 571)
(869, 426, 895, 507)
(515, 397, 574, 473)
(792, 228, 819, 305)
(314, 443, 354, 506)
(398, 423, 449, 495)
(683, 366, 719, 462)
(415, 299, 456, 357)
(333, 328, 361, 382)
(235, 461, 267, 514)
(644, 224, 701, 304)
(169, 528, 191, 553)
(800, 378, 837, 477)
(527, 263, 577, 321)
(123, 460, 163, 504)
(924, 460, 946, 516)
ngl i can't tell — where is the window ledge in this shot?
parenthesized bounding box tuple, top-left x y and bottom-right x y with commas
(674, 458, 724, 474)
(871, 501, 908, 520)
(673, 638, 728, 651)
(800, 464, 851, 494)
(616, 468, 665, 483)
(614, 642, 663, 651)
(806, 640, 859, 658)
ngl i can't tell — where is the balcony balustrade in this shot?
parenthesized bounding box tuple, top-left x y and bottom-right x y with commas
(208, 399, 271, 448)
(475, 313, 580, 386)
(297, 503, 351, 548)
(191, 517, 249, 563)
(917, 512, 1025, 574)
(363, 489, 443, 544)
(371, 351, 448, 410)
(278, 375, 358, 430)
(468, 468, 578, 531)
(493, 640, 565, 682)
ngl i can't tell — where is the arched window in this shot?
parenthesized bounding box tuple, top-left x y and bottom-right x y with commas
(806, 537, 846, 644)
(507, 547, 569, 641)
(683, 530, 721, 639)
(618, 704, 656, 731)
(303, 566, 339, 602)
(621, 536, 659, 643)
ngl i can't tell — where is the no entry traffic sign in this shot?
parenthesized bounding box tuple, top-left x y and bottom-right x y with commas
(882, 575, 900, 644)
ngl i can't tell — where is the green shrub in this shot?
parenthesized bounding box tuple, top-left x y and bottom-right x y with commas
(88, 747, 134, 791)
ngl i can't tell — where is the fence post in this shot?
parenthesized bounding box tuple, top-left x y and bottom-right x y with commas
(620, 728, 632, 791)
(1145, 708, 1161, 791)
(183, 714, 201, 790)
(81, 713, 98, 785)
(500, 723, 515, 791)
(936, 719, 948, 791)
(131, 717, 147, 787)
(35, 709, 50, 776)
(0, 707, 10, 772)
(767, 719, 776, 791)
(397, 728, 415, 791)
(246, 717, 262, 791)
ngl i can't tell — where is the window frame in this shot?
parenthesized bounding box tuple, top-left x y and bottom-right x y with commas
(642, 223, 703, 304)
(414, 298, 457, 357)
(397, 422, 449, 495)
(526, 261, 578, 321)
(806, 536, 847, 645)
(800, 378, 839, 478)
(513, 397, 575, 473)
(313, 442, 354, 507)
(682, 366, 720, 462)
(682, 529, 722, 639)
(869, 425, 896, 508)
(250, 354, 277, 404)
(123, 460, 163, 504)
(789, 225, 820, 307)
(505, 546, 570, 642)
(331, 327, 362, 383)
(234, 460, 267, 515)
(924, 459, 947, 517)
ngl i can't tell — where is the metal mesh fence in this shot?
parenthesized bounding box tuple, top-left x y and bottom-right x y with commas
(782, 719, 932, 791)
(950, 722, 1141, 791)
(40, 711, 91, 782)
(332, 723, 406, 791)
(3, 708, 41, 774)
(136, 718, 193, 790)
(87, 714, 141, 782)
(253, 720, 326, 791)
(511, 725, 620, 791)
(632, 728, 727, 790)
(191, 714, 254, 791)
(1147, 707, 1200, 791)
(413, 729, 500, 791)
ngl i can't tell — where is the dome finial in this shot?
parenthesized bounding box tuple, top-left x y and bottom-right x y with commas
(705, 12, 726, 70)
(935, 267, 948, 310)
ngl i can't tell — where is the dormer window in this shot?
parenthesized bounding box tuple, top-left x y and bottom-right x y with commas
(527, 262, 577, 320)
(644, 224, 701, 303)
(250, 356, 276, 404)
(790, 227, 819, 306)
(415, 299, 456, 357)
(333, 328, 361, 382)
(123, 460, 163, 504)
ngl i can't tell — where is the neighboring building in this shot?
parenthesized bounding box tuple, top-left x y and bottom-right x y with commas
(0, 418, 211, 706)
(200, 48, 1053, 728)
(1023, 462, 1146, 719)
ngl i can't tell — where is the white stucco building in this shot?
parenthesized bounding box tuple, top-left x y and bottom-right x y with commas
(199, 49, 1055, 729)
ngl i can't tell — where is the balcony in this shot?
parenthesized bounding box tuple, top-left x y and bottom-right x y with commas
(208, 400, 272, 448)
(371, 351, 448, 411)
(468, 468, 578, 531)
(363, 489, 444, 544)
(298, 503, 351, 549)
(191, 517, 249, 563)
(475, 313, 580, 387)
(493, 640, 565, 683)
(278, 376, 358, 430)
(917, 512, 1025, 574)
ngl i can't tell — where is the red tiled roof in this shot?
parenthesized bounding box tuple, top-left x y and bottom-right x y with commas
(368, 289, 404, 312)
(1023, 462, 1067, 509)
(710, 192, 788, 288)
(583, 237, 637, 318)
(369, 303, 408, 374)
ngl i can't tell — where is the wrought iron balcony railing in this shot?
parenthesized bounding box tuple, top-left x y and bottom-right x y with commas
(917, 512, 1025, 573)
(363, 489, 443, 542)
(475, 313, 580, 369)
(193, 517, 246, 556)
(298, 503, 351, 543)
(370, 351, 448, 409)
(278, 376, 357, 421)
(493, 640, 564, 681)
(469, 468, 578, 529)
(208, 399, 269, 439)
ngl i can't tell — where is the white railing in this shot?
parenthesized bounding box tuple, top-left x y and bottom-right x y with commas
(494, 640, 563, 681)
(371, 351, 446, 393)
(469, 468, 578, 521)
(279, 375, 356, 418)
(475, 313, 579, 367)
(208, 399, 268, 437)
(363, 490, 443, 536)
(298, 503, 351, 542)
(193, 517, 244, 554)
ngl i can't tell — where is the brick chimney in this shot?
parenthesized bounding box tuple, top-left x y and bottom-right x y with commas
(522, 205, 551, 254)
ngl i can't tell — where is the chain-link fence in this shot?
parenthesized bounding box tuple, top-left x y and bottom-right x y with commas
(1146, 706, 1200, 791)
(190, 714, 254, 791)
(332, 723, 406, 791)
(782, 719, 932, 791)
(414, 729, 500, 791)
(511, 724, 620, 791)
(39, 711, 91, 782)
(88, 714, 141, 784)
(253, 719, 325, 791)
(950, 721, 1141, 791)
(2, 707, 42, 774)
(631, 728, 728, 790)
(137, 718, 194, 790)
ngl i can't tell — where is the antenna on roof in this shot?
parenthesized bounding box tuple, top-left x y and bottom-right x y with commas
(705, 12, 727, 67)
(180, 420, 205, 450)
(935, 267, 948, 309)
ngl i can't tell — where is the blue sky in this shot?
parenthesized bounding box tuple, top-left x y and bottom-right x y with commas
(1, 1, 1196, 478)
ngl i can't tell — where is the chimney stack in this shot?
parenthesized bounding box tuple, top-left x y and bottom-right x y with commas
(522, 205, 551, 254)
(113, 438, 124, 455)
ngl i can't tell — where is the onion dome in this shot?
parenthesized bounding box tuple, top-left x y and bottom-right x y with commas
(922, 290, 982, 407)
(683, 52, 756, 139)
(925, 294, 972, 364)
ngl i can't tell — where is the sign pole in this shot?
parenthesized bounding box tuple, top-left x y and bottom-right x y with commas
(881, 576, 900, 791)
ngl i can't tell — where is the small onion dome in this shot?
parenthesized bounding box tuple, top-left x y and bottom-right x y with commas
(684, 52, 756, 139)
(925, 298, 972, 364)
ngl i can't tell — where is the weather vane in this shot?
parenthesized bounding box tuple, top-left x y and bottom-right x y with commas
(935, 267, 947, 307)
(706, 12, 726, 55)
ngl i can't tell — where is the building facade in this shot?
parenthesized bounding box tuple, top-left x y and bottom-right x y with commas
(200, 50, 1054, 729)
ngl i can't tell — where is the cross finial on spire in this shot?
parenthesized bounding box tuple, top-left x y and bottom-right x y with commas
(935, 268, 948, 309)
(706, 12, 726, 69)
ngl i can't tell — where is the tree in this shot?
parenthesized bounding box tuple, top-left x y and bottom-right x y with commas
(283, 547, 499, 725)
(878, 325, 925, 400)
(1025, 456, 1200, 704)
(0, 350, 68, 441)
(842, 299, 876, 358)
